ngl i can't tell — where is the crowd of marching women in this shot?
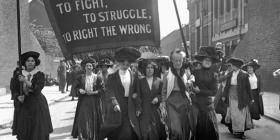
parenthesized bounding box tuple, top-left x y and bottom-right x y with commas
(10, 44, 267, 140)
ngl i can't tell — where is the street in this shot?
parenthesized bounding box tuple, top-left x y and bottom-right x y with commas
(0, 87, 279, 140)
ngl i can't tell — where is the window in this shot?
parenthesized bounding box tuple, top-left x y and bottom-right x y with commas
(196, 2, 200, 18)
(233, 0, 238, 8)
(196, 27, 200, 51)
(220, 0, 224, 15)
(214, 0, 218, 18)
(202, 26, 209, 46)
(202, 0, 208, 16)
(226, 0, 231, 12)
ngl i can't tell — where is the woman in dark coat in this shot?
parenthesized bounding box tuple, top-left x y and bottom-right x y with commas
(223, 57, 254, 139)
(10, 51, 53, 140)
(71, 58, 103, 140)
(101, 47, 141, 140)
(242, 59, 264, 120)
(193, 46, 219, 140)
(138, 60, 164, 140)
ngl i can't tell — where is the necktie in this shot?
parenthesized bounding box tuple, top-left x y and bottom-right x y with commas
(27, 74, 32, 81)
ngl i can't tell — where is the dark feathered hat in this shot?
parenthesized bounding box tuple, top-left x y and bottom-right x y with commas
(194, 46, 220, 63)
(21, 51, 40, 66)
(242, 59, 261, 71)
(115, 47, 141, 62)
(227, 57, 244, 68)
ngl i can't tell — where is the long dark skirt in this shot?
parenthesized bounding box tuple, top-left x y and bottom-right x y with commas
(12, 100, 20, 136)
(69, 86, 78, 97)
(107, 98, 138, 140)
(75, 95, 102, 140)
(196, 106, 219, 140)
(58, 75, 66, 92)
(16, 94, 53, 140)
(71, 96, 82, 138)
(249, 89, 264, 120)
(215, 83, 227, 116)
(166, 91, 191, 140)
(140, 101, 161, 140)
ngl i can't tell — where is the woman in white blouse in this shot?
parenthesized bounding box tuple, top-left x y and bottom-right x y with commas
(71, 58, 104, 140)
(243, 59, 264, 120)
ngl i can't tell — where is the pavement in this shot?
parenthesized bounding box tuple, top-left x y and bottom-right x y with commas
(262, 92, 280, 123)
(0, 86, 70, 129)
(0, 87, 280, 140)
(0, 95, 279, 140)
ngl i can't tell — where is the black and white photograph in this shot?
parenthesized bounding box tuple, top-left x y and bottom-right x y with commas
(0, 0, 280, 140)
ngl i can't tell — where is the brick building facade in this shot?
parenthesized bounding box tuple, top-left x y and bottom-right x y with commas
(187, 0, 248, 57)
(233, 0, 280, 92)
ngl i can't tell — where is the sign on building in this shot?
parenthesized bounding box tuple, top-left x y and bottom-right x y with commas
(44, 0, 160, 58)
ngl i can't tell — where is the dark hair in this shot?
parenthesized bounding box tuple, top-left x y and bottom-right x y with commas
(143, 60, 157, 76)
(22, 56, 40, 67)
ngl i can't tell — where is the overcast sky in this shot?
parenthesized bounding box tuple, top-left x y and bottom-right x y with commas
(29, 0, 189, 38)
(158, 0, 189, 38)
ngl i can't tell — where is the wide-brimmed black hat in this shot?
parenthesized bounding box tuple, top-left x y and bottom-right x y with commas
(227, 57, 244, 68)
(21, 51, 40, 66)
(194, 46, 220, 63)
(115, 47, 141, 62)
(98, 58, 114, 67)
(242, 59, 261, 71)
(81, 58, 97, 67)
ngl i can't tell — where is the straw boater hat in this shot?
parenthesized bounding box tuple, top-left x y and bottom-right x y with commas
(21, 51, 40, 66)
(194, 46, 220, 63)
(115, 47, 141, 62)
(227, 57, 244, 68)
(242, 59, 261, 71)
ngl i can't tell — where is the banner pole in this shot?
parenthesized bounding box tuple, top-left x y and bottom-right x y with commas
(17, 0, 23, 96)
(172, 0, 189, 58)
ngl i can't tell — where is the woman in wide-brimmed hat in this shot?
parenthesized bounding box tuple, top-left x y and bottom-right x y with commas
(10, 51, 53, 140)
(71, 58, 104, 140)
(222, 57, 254, 139)
(242, 59, 264, 120)
(192, 46, 220, 140)
(101, 47, 142, 140)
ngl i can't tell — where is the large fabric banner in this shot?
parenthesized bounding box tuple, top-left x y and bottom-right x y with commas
(43, 0, 160, 58)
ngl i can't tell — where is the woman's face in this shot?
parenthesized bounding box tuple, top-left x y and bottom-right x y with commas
(231, 64, 239, 71)
(119, 60, 131, 71)
(85, 63, 93, 72)
(202, 58, 212, 68)
(185, 67, 191, 76)
(247, 66, 254, 74)
(25, 57, 36, 70)
(161, 65, 167, 72)
(146, 64, 154, 77)
(172, 53, 183, 70)
(101, 65, 108, 72)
